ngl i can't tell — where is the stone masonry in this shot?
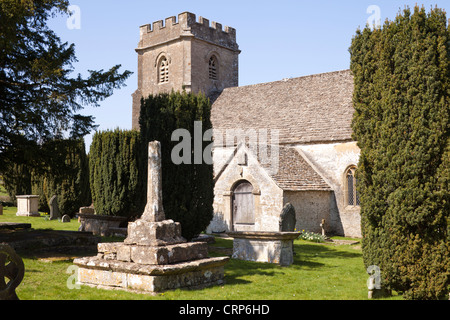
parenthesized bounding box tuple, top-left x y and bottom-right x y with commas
(74, 141, 229, 293)
(132, 12, 240, 129)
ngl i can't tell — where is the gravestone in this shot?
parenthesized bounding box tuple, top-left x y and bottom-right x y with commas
(49, 195, 61, 220)
(279, 203, 296, 232)
(0, 243, 24, 300)
(74, 141, 229, 293)
(61, 215, 71, 223)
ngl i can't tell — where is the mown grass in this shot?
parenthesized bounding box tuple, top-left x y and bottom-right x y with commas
(1, 207, 402, 300)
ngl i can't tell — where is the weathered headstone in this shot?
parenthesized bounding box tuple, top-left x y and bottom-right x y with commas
(279, 203, 296, 232)
(49, 195, 61, 220)
(279, 203, 297, 257)
(0, 243, 24, 300)
(61, 215, 71, 223)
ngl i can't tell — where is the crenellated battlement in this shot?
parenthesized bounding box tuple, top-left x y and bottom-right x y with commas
(138, 12, 239, 51)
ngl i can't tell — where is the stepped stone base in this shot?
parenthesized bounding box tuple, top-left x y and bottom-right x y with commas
(96, 241, 209, 265)
(74, 256, 229, 293)
(74, 142, 230, 294)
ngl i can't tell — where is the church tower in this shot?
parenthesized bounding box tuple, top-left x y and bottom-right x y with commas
(132, 12, 240, 129)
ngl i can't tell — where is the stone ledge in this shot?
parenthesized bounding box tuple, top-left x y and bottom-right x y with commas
(73, 256, 229, 276)
(76, 262, 228, 293)
(227, 231, 301, 241)
(97, 242, 209, 265)
(124, 219, 185, 246)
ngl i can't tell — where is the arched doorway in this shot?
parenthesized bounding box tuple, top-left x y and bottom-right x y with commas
(232, 180, 255, 231)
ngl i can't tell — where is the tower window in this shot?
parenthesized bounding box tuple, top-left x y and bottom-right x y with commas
(209, 56, 218, 80)
(159, 57, 169, 83)
(345, 166, 360, 206)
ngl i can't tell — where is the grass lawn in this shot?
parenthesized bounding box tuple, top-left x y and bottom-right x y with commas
(0, 206, 402, 300)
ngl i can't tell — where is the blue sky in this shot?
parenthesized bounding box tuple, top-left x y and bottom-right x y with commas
(47, 1, 450, 150)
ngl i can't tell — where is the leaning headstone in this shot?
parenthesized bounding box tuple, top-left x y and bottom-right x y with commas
(279, 203, 296, 232)
(49, 195, 61, 220)
(61, 215, 71, 223)
(0, 243, 25, 300)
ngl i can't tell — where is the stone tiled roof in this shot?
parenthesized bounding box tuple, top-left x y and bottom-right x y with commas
(211, 69, 354, 144)
(259, 146, 332, 191)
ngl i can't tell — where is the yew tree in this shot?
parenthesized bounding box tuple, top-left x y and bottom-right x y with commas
(0, 0, 131, 172)
(350, 6, 449, 299)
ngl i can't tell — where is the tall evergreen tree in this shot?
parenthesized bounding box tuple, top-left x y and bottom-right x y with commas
(32, 138, 91, 215)
(4, 138, 91, 215)
(350, 6, 450, 299)
(0, 0, 131, 172)
(89, 129, 144, 217)
(139, 91, 214, 241)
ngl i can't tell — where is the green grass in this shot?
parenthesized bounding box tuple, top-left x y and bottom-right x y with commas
(0, 184, 8, 197)
(0, 205, 80, 231)
(1, 206, 402, 300)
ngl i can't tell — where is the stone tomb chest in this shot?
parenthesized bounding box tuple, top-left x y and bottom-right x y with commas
(16, 195, 40, 217)
(227, 231, 300, 266)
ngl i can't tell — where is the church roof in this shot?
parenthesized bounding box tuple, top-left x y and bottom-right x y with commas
(260, 146, 332, 191)
(211, 69, 354, 145)
(214, 144, 332, 191)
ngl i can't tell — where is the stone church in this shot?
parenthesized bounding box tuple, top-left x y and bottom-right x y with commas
(132, 12, 362, 238)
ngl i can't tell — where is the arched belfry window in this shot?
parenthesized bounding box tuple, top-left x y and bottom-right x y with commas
(158, 56, 169, 83)
(345, 166, 360, 206)
(209, 55, 218, 80)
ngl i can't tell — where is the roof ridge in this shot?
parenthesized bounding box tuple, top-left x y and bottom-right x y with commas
(219, 69, 351, 92)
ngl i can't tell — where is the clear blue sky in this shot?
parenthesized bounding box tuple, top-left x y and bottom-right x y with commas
(47, 1, 450, 150)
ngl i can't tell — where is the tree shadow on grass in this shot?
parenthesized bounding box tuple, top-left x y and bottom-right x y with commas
(292, 242, 362, 270)
(210, 238, 363, 286)
(224, 258, 286, 285)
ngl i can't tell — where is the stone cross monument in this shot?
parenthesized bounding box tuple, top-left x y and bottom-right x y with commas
(74, 141, 229, 293)
(142, 141, 165, 222)
(124, 142, 185, 247)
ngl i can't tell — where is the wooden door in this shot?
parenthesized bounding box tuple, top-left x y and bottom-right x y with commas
(232, 181, 255, 230)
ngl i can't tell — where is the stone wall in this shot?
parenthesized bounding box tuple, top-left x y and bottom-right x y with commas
(283, 190, 337, 234)
(208, 146, 283, 233)
(297, 142, 361, 237)
(132, 12, 240, 129)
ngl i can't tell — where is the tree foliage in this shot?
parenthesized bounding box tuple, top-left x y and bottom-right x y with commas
(4, 138, 91, 216)
(89, 129, 144, 218)
(0, 0, 131, 171)
(350, 6, 450, 299)
(139, 91, 214, 241)
(32, 138, 91, 215)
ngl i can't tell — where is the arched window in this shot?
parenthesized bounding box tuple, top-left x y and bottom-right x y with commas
(158, 56, 169, 83)
(345, 166, 360, 206)
(209, 55, 218, 80)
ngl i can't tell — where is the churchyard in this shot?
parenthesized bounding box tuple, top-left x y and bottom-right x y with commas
(2, 3, 446, 302)
(0, 206, 402, 300)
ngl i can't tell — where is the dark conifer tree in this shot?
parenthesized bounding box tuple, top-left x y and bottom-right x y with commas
(350, 6, 449, 299)
(89, 129, 144, 218)
(139, 91, 214, 241)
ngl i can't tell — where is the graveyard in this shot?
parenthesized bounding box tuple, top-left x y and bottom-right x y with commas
(1, 2, 448, 303)
(0, 205, 401, 300)
(0, 142, 395, 300)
